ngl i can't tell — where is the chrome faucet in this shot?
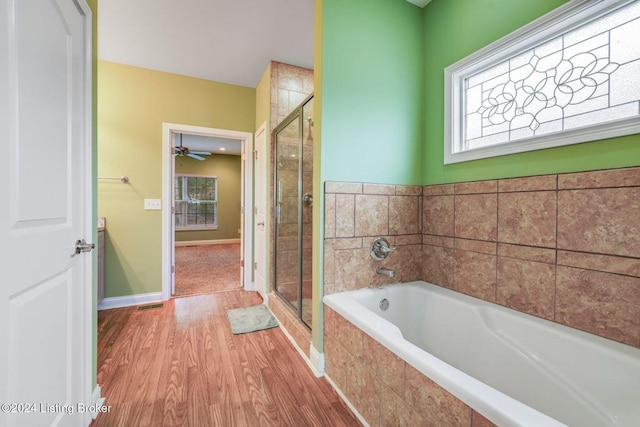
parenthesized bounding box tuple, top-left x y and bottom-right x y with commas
(376, 266, 395, 278)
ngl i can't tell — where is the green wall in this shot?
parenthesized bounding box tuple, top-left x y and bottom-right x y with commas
(313, 0, 424, 350)
(174, 154, 242, 242)
(422, 0, 640, 185)
(98, 61, 255, 298)
(320, 0, 424, 185)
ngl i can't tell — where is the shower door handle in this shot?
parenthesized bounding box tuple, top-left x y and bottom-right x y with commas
(303, 193, 313, 207)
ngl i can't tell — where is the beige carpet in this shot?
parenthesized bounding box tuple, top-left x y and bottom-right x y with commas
(174, 243, 241, 297)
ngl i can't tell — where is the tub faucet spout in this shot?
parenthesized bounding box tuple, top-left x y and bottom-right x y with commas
(376, 266, 395, 278)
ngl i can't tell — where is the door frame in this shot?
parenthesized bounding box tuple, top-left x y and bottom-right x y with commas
(161, 123, 254, 300)
(253, 121, 268, 301)
(81, 0, 96, 419)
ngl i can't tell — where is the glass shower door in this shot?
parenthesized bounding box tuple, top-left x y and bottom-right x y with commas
(274, 116, 302, 313)
(301, 97, 313, 327)
(273, 95, 314, 328)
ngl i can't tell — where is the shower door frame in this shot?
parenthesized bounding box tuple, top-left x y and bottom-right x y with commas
(272, 94, 314, 328)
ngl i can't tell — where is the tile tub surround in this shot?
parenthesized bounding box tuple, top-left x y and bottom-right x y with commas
(422, 166, 640, 348)
(324, 305, 496, 427)
(324, 182, 423, 295)
(322, 168, 640, 426)
(324, 167, 640, 347)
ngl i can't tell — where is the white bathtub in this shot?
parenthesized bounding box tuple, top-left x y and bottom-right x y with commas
(323, 281, 640, 427)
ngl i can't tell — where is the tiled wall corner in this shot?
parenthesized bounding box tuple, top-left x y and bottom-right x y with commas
(324, 182, 423, 294)
(270, 61, 314, 130)
(421, 167, 640, 348)
(324, 306, 493, 427)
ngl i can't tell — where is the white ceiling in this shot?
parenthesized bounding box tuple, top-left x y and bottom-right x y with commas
(98, 1, 430, 89)
(180, 134, 242, 156)
(99, 1, 428, 153)
(407, 0, 431, 7)
(98, 0, 315, 89)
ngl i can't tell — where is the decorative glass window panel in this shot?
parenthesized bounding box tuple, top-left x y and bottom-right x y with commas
(174, 174, 218, 229)
(445, 0, 640, 164)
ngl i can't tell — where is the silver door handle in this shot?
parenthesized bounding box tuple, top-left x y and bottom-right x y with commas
(73, 239, 95, 257)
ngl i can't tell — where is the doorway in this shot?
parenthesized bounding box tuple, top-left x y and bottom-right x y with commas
(173, 133, 243, 296)
(162, 124, 254, 300)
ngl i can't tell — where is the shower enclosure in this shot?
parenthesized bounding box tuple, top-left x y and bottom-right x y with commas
(273, 94, 314, 328)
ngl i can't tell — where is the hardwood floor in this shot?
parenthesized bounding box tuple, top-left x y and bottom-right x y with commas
(93, 290, 360, 426)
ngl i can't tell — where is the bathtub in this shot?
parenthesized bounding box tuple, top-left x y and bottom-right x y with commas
(323, 281, 640, 427)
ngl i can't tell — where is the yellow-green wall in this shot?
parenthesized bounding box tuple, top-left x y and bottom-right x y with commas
(98, 61, 255, 298)
(175, 154, 242, 242)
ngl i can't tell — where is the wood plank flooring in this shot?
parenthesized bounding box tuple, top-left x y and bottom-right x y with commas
(93, 290, 360, 426)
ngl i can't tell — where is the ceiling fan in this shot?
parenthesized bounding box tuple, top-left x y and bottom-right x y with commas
(174, 134, 211, 161)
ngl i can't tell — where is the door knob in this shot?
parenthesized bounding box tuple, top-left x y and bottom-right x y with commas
(73, 239, 95, 257)
(303, 193, 313, 207)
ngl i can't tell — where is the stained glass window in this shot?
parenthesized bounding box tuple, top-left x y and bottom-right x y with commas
(445, 0, 640, 164)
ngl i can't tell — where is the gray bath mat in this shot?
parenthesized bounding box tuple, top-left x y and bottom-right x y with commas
(227, 305, 278, 334)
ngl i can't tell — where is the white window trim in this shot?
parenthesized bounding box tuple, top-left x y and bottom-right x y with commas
(174, 173, 219, 230)
(444, 0, 640, 164)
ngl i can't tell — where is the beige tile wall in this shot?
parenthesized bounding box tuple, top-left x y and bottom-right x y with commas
(270, 61, 314, 131)
(323, 182, 423, 294)
(324, 305, 496, 427)
(422, 166, 640, 348)
(323, 167, 640, 426)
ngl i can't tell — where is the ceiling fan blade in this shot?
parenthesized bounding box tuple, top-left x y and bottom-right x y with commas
(187, 153, 206, 161)
(189, 151, 211, 155)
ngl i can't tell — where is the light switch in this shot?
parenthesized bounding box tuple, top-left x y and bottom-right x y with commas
(144, 199, 162, 210)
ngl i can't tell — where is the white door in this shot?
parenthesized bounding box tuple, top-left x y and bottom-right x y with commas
(254, 123, 268, 300)
(0, 1, 93, 426)
(170, 133, 176, 296)
(240, 142, 246, 287)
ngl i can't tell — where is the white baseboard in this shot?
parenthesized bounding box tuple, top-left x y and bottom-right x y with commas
(98, 292, 163, 310)
(174, 238, 240, 247)
(91, 385, 106, 420)
(309, 344, 325, 376)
